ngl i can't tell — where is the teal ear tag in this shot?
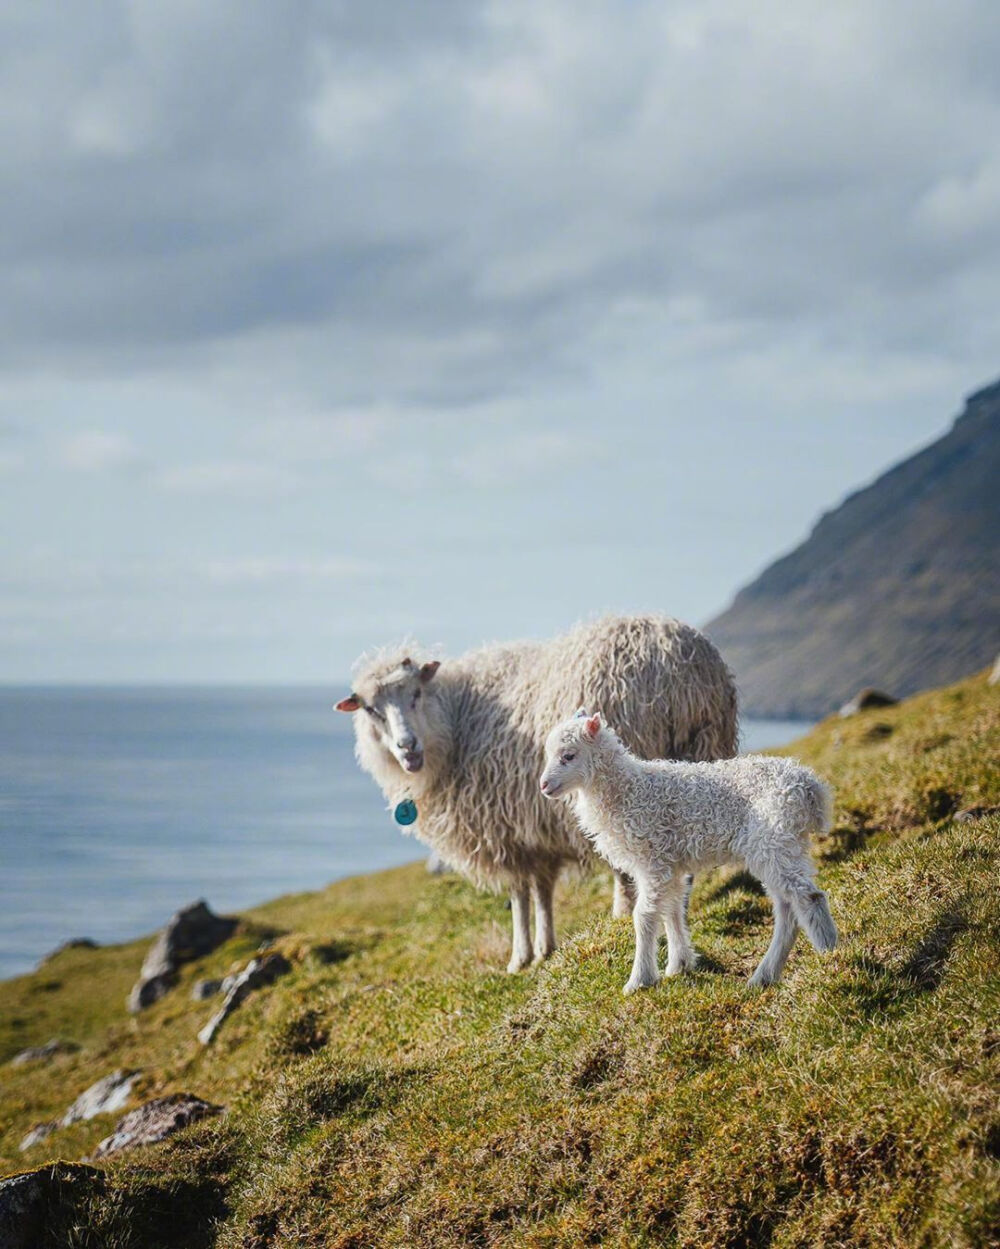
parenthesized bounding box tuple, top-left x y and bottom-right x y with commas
(394, 799, 418, 826)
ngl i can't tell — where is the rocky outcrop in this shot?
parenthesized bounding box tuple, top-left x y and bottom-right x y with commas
(9, 1038, 79, 1066)
(128, 900, 237, 1012)
(838, 687, 898, 717)
(39, 938, 98, 965)
(93, 1093, 224, 1158)
(191, 977, 224, 1000)
(19, 1069, 141, 1151)
(198, 951, 291, 1045)
(0, 1164, 104, 1249)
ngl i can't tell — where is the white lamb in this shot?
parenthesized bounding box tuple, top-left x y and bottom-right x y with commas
(540, 712, 837, 993)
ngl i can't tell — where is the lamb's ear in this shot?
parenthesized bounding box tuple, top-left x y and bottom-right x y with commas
(419, 661, 440, 683)
(335, 694, 362, 713)
(584, 713, 601, 739)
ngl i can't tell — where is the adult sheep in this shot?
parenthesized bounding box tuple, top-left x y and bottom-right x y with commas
(336, 615, 738, 972)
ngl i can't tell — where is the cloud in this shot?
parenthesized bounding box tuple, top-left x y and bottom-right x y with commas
(156, 460, 297, 496)
(451, 431, 595, 487)
(0, 1, 997, 408)
(199, 556, 376, 585)
(55, 430, 140, 471)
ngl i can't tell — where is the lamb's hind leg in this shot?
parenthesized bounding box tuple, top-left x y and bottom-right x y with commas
(612, 870, 636, 918)
(507, 883, 533, 973)
(530, 869, 557, 963)
(663, 877, 698, 975)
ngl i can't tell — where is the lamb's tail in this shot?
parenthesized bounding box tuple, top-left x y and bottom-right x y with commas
(791, 887, 838, 952)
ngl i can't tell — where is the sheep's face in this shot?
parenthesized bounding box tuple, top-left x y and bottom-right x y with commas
(540, 714, 602, 798)
(336, 658, 440, 775)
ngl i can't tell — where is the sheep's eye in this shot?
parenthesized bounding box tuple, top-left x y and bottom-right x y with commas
(366, 705, 384, 721)
(562, 752, 576, 764)
(411, 690, 421, 708)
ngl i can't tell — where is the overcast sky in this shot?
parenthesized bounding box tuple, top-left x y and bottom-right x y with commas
(1, 1, 998, 684)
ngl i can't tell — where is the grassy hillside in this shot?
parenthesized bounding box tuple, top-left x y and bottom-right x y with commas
(2, 672, 999, 1247)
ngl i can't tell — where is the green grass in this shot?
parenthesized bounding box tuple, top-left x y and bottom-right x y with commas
(2, 671, 999, 1247)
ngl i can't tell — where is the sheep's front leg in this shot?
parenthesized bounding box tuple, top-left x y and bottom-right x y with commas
(530, 872, 556, 963)
(507, 883, 533, 973)
(663, 877, 698, 975)
(623, 881, 664, 994)
(612, 870, 636, 918)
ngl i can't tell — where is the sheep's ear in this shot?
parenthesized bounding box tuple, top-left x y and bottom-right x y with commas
(584, 713, 601, 739)
(419, 661, 440, 683)
(335, 694, 362, 713)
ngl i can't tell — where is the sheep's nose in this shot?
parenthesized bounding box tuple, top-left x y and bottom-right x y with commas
(540, 778, 550, 792)
(397, 733, 416, 752)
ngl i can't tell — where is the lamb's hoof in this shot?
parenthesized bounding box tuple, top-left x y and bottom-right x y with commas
(531, 948, 555, 966)
(748, 968, 779, 989)
(507, 955, 532, 974)
(665, 953, 699, 977)
(623, 975, 660, 995)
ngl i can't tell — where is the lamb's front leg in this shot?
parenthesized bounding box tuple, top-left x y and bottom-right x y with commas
(530, 870, 557, 962)
(507, 883, 533, 973)
(623, 880, 664, 994)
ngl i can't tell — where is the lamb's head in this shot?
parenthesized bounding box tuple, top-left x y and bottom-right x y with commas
(336, 654, 441, 776)
(540, 712, 604, 798)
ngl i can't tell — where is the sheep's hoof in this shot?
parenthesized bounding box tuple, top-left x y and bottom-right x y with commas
(665, 953, 699, 977)
(623, 975, 660, 995)
(506, 955, 532, 974)
(531, 948, 555, 965)
(748, 969, 778, 989)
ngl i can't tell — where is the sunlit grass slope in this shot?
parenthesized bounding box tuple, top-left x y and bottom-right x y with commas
(2, 671, 998, 1247)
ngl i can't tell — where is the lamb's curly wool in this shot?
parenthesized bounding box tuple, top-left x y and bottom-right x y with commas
(341, 616, 738, 972)
(541, 714, 837, 992)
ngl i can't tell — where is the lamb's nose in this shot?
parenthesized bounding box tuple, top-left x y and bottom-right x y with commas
(397, 734, 416, 752)
(540, 778, 550, 792)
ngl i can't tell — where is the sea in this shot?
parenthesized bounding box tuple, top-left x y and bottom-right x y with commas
(0, 687, 810, 981)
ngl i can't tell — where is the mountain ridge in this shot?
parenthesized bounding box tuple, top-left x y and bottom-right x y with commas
(705, 379, 1000, 718)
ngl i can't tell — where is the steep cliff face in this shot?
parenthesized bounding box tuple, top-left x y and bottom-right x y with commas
(705, 380, 1000, 718)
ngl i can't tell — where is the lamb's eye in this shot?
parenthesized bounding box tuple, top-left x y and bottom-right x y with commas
(562, 752, 576, 764)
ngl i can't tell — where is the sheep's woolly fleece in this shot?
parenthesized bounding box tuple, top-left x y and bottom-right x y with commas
(348, 615, 739, 890)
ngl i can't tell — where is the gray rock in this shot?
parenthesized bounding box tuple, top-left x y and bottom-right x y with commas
(191, 977, 224, 1000)
(19, 1121, 58, 1151)
(92, 1093, 224, 1157)
(128, 900, 237, 1013)
(838, 687, 898, 717)
(954, 804, 1000, 823)
(10, 1038, 79, 1066)
(198, 951, 291, 1045)
(0, 1164, 103, 1248)
(62, 1069, 141, 1125)
(18, 1069, 141, 1152)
